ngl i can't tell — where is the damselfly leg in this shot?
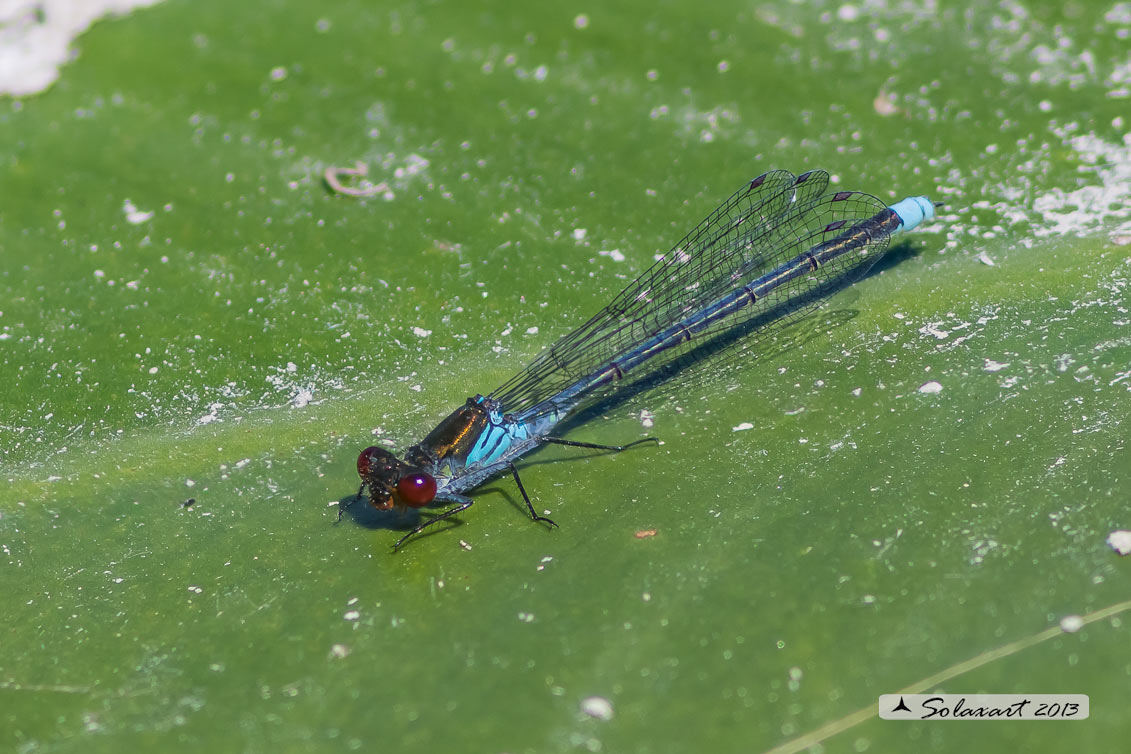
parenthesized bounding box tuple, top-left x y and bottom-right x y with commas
(390, 434, 657, 548)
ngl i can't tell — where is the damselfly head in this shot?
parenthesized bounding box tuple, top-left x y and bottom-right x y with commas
(357, 446, 437, 510)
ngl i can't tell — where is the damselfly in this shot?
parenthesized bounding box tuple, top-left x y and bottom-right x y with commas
(345, 169, 937, 548)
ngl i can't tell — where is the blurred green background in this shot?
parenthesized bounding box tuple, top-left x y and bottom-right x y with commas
(2, 0, 1129, 751)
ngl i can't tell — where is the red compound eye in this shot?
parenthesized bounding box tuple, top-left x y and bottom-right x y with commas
(357, 446, 383, 477)
(397, 473, 437, 507)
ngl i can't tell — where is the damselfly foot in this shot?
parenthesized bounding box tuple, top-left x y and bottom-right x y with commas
(335, 483, 366, 523)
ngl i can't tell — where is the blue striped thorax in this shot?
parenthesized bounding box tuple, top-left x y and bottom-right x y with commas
(465, 400, 531, 466)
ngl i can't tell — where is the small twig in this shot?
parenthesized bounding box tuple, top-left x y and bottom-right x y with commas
(323, 161, 389, 197)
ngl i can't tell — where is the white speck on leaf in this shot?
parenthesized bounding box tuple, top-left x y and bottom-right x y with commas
(122, 199, 154, 225)
(0, 0, 166, 96)
(920, 323, 950, 339)
(1107, 530, 1131, 555)
(580, 696, 614, 721)
(1060, 615, 1084, 633)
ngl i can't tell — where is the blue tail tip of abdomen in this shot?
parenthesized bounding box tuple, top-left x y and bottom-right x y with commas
(889, 196, 935, 233)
